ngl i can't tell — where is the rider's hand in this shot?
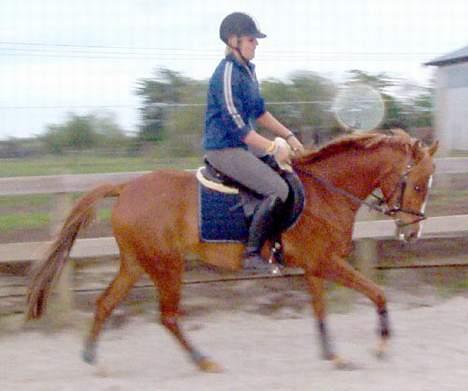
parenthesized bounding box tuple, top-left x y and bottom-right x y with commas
(268, 138, 292, 172)
(286, 133, 305, 156)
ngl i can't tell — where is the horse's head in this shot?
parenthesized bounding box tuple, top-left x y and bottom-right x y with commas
(379, 135, 438, 242)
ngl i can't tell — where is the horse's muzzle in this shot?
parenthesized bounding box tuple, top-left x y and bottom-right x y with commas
(395, 216, 426, 243)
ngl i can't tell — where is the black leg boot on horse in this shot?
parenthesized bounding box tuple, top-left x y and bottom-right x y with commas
(243, 194, 285, 274)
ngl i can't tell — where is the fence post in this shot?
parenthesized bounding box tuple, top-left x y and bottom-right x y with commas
(48, 191, 74, 322)
(354, 238, 377, 278)
(353, 203, 379, 279)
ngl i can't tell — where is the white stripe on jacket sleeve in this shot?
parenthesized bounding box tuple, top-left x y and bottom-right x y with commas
(223, 62, 246, 129)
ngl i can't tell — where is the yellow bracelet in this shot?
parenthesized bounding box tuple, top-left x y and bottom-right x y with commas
(266, 141, 276, 154)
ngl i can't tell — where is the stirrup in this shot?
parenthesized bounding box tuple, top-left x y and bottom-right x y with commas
(269, 239, 285, 265)
(243, 254, 283, 275)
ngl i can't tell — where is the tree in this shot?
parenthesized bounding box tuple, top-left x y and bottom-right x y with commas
(42, 114, 96, 153)
(134, 67, 434, 154)
(344, 70, 410, 129)
(392, 82, 433, 128)
(410, 88, 433, 127)
(346, 69, 397, 90)
(91, 111, 129, 147)
(136, 68, 208, 156)
(42, 112, 128, 153)
(261, 72, 336, 144)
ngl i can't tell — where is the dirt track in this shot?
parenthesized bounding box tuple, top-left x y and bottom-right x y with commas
(1, 278, 467, 391)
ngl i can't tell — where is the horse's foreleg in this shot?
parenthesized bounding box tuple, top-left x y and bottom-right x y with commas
(320, 255, 390, 354)
(83, 258, 143, 364)
(304, 273, 335, 360)
(151, 261, 223, 373)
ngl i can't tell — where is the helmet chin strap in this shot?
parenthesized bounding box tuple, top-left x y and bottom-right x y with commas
(229, 37, 249, 64)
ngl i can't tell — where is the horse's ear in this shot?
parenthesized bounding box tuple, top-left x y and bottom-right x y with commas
(411, 140, 425, 161)
(428, 140, 439, 156)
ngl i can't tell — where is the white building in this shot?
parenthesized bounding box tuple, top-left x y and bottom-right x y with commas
(425, 45, 468, 153)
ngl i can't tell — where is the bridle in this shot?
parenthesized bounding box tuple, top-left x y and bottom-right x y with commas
(294, 162, 428, 228)
(371, 164, 428, 228)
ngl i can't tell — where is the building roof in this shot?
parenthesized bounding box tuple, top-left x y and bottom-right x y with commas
(425, 44, 468, 66)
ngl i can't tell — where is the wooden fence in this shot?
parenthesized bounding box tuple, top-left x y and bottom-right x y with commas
(0, 157, 467, 313)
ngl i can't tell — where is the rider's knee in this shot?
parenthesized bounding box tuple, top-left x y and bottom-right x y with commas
(273, 179, 289, 203)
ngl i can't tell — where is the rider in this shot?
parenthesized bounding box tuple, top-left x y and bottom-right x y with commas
(203, 12, 304, 273)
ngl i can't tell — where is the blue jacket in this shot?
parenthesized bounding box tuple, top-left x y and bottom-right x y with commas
(203, 53, 266, 150)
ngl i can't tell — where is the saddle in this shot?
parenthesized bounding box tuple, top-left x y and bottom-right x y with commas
(196, 159, 242, 194)
(197, 155, 305, 264)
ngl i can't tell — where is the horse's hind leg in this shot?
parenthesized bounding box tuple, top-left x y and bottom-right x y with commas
(82, 252, 143, 364)
(305, 273, 335, 361)
(148, 257, 223, 373)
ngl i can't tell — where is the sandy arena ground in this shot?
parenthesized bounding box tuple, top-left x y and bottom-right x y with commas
(1, 278, 467, 391)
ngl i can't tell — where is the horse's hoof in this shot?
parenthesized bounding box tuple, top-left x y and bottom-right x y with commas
(375, 338, 389, 359)
(82, 341, 96, 365)
(198, 358, 223, 373)
(322, 351, 335, 361)
(332, 356, 359, 371)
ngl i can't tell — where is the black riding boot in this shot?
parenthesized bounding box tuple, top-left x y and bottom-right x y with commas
(243, 195, 285, 274)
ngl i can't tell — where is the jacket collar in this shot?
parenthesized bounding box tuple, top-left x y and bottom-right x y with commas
(225, 53, 256, 81)
(226, 53, 256, 72)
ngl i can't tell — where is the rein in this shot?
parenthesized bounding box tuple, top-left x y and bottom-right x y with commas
(294, 166, 426, 227)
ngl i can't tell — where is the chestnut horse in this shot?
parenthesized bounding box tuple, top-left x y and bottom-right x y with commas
(27, 129, 437, 371)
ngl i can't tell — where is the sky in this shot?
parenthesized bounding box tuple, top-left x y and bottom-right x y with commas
(1, 0, 467, 140)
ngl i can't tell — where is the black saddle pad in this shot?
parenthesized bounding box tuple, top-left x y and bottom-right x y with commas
(199, 185, 249, 242)
(198, 169, 305, 243)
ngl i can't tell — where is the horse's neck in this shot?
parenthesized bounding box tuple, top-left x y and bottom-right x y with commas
(298, 146, 406, 235)
(315, 148, 394, 201)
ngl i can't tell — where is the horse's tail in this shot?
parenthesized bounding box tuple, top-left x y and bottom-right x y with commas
(26, 183, 125, 320)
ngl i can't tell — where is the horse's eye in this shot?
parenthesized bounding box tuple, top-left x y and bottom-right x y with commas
(414, 185, 421, 192)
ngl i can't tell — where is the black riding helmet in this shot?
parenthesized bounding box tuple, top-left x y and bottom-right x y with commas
(219, 12, 267, 44)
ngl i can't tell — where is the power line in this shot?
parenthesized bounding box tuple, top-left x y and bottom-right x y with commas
(0, 41, 441, 56)
(0, 49, 220, 61)
(0, 41, 220, 52)
(0, 52, 433, 63)
(0, 41, 439, 61)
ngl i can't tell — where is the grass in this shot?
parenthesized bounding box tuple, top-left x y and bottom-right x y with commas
(0, 194, 53, 233)
(0, 154, 202, 177)
(435, 275, 468, 298)
(96, 208, 112, 222)
(0, 207, 112, 233)
(449, 150, 468, 157)
(0, 153, 201, 234)
(0, 194, 50, 209)
(0, 211, 50, 232)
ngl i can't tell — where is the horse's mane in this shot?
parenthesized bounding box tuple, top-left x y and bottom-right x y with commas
(295, 128, 414, 165)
